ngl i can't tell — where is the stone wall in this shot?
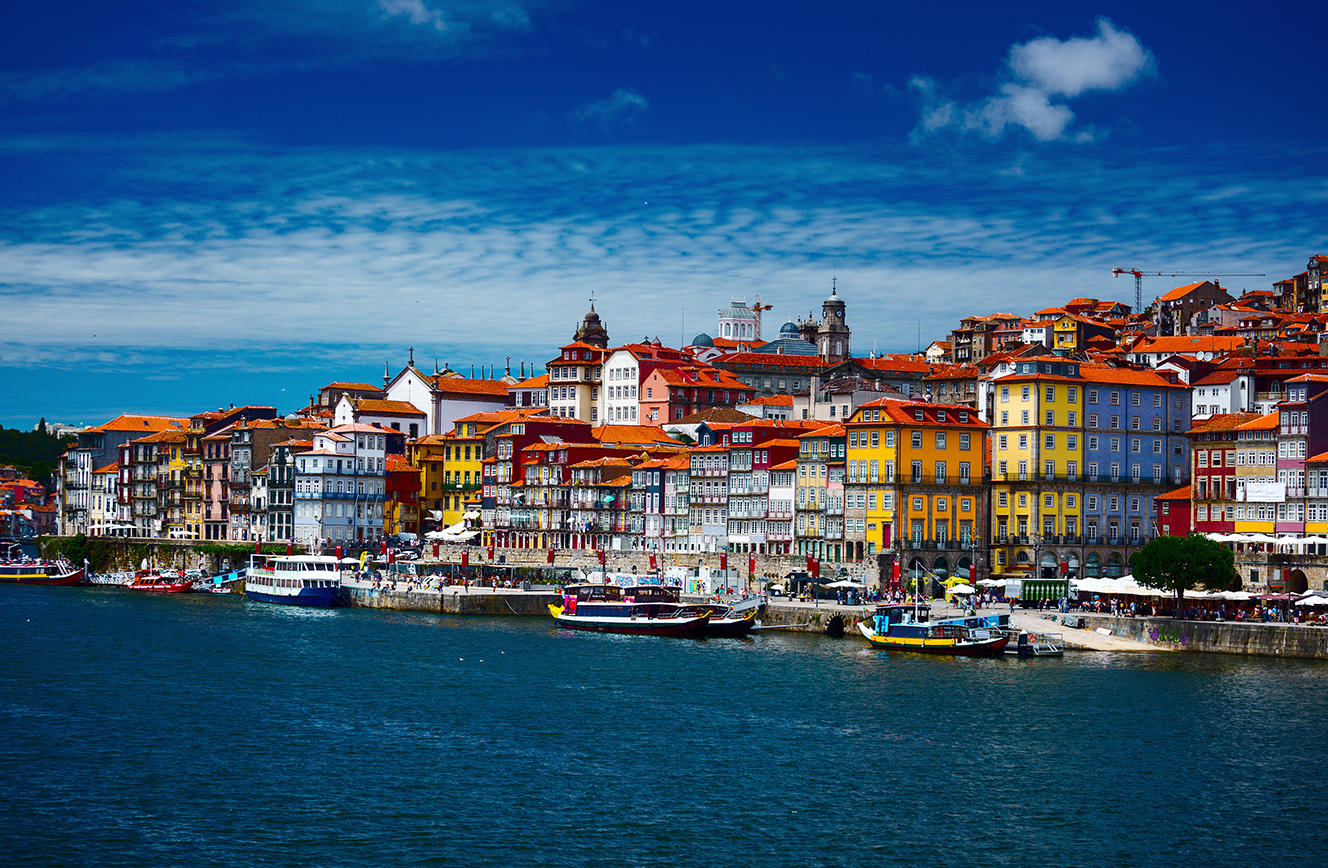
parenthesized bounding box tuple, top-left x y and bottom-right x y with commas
(1081, 614, 1328, 659)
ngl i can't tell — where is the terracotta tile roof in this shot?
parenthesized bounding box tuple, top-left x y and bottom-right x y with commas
(1154, 485, 1192, 501)
(322, 382, 382, 392)
(352, 399, 427, 417)
(719, 352, 828, 368)
(92, 462, 119, 474)
(770, 459, 799, 471)
(1129, 335, 1245, 355)
(430, 377, 510, 397)
(1189, 413, 1260, 434)
(1235, 412, 1279, 431)
(743, 394, 794, 405)
(85, 414, 188, 434)
(510, 374, 549, 389)
(1157, 281, 1210, 302)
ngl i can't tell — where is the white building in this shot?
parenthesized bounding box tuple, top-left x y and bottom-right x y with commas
(383, 362, 510, 435)
(294, 424, 389, 544)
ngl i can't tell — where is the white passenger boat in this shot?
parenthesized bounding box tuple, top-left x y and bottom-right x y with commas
(244, 555, 345, 608)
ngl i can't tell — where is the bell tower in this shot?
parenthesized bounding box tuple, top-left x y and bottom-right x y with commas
(817, 284, 850, 364)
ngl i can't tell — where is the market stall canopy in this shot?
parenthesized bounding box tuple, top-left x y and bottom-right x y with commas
(948, 583, 977, 595)
(825, 580, 864, 589)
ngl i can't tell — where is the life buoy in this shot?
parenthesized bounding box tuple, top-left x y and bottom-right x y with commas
(1029, 633, 1038, 643)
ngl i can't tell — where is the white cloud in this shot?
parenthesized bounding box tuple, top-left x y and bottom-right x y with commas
(571, 88, 650, 131)
(1010, 19, 1154, 97)
(377, 0, 448, 31)
(911, 18, 1154, 143)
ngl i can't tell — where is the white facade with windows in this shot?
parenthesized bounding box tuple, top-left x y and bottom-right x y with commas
(293, 424, 388, 544)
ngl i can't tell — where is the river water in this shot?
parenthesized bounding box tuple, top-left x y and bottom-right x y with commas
(3, 585, 1325, 867)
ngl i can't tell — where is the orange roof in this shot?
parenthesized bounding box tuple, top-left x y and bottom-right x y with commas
(1235, 412, 1279, 431)
(1154, 485, 1192, 501)
(352, 399, 426, 416)
(743, 394, 794, 405)
(771, 459, 798, 471)
(431, 377, 510, 397)
(511, 374, 549, 389)
(92, 462, 119, 474)
(85, 414, 188, 434)
(719, 352, 827, 369)
(1157, 281, 1211, 302)
(322, 382, 382, 392)
(1189, 413, 1260, 434)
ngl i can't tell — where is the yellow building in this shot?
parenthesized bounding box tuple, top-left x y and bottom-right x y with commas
(847, 399, 988, 583)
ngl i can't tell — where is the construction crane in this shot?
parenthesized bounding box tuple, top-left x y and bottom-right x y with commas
(1112, 268, 1266, 314)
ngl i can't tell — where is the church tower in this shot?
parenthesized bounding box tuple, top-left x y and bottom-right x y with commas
(573, 303, 609, 348)
(817, 286, 850, 364)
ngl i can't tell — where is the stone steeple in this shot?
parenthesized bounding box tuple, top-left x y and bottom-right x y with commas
(573, 303, 610, 348)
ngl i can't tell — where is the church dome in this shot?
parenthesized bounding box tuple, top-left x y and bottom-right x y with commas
(778, 320, 800, 337)
(692, 333, 715, 348)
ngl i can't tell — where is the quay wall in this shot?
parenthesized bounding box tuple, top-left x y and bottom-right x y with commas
(1077, 614, 1328, 659)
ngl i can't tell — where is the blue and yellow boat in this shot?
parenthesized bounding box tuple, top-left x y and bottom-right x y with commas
(856, 604, 1010, 657)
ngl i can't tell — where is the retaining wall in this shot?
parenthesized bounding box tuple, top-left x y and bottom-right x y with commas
(1080, 614, 1328, 659)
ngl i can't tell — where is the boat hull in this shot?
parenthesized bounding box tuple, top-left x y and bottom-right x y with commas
(0, 567, 85, 586)
(244, 586, 343, 608)
(705, 611, 759, 637)
(856, 621, 1009, 657)
(549, 605, 711, 637)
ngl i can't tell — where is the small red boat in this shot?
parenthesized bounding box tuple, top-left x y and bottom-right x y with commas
(127, 570, 194, 594)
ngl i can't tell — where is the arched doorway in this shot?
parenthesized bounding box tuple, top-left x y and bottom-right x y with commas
(956, 556, 973, 583)
(1106, 552, 1125, 578)
(1065, 552, 1080, 579)
(1039, 552, 1057, 579)
(1085, 552, 1102, 578)
(1289, 569, 1309, 595)
(933, 557, 950, 581)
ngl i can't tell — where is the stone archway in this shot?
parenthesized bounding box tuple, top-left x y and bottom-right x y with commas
(1289, 569, 1309, 595)
(932, 556, 950, 581)
(1106, 552, 1125, 578)
(1039, 551, 1057, 579)
(1085, 552, 1102, 578)
(1065, 552, 1081, 579)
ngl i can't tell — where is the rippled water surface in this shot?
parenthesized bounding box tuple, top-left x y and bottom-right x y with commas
(3, 585, 1325, 867)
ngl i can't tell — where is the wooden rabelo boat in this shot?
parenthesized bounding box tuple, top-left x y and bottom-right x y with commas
(0, 555, 85, 586)
(856, 604, 1010, 657)
(126, 569, 195, 594)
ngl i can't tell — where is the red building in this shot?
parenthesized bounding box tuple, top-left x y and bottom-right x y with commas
(1154, 486, 1192, 538)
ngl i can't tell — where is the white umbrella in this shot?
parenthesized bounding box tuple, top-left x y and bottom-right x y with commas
(1294, 594, 1328, 607)
(825, 579, 864, 589)
(948, 583, 977, 595)
(977, 578, 1006, 587)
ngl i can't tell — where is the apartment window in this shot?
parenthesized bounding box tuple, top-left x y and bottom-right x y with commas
(1088, 389, 1099, 404)
(1021, 386, 1031, 400)
(1067, 435, 1077, 450)
(1088, 414, 1099, 428)
(1068, 411, 1077, 426)
(1132, 393, 1141, 407)
(911, 431, 922, 448)
(871, 431, 880, 448)
(960, 433, 970, 450)
(1046, 410, 1055, 426)
(1021, 411, 1030, 425)
(1110, 391, 1120, 406)
(998, 491, 1008, 507)
(1001, 411, 1009, 425)
(1001, 386, 1009, 403)
(1045, 433, 1055, 449)
(1046, 386, 1055, 401)
(935, 432, 946, 449)
(999, 434, 1008, 449)
(1067, 387, 1078, 403)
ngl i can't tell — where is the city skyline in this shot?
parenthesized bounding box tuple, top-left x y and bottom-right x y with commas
(3, 2, 1326, 428)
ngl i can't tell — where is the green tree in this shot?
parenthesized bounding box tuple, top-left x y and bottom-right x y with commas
(1131, 534, 1237, 618)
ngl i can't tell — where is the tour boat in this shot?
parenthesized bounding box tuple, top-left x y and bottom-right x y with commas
(244, 555, 344, 607)
(856, 604, 1010, 657)
(0, 558, 85, 586)
(549, 583, 711, 637)
(127, 569, 195, 594)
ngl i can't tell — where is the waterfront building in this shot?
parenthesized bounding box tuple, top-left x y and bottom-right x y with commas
(795, 424, 846, 564)
(547, 341, 607, 422)
(659, 455, 692, 553)
(507, 373, 549, 410)
(989, 357, 1190, 588)
(56, 414, 188, 535)
(333, 397, 428, 439)
(688, 445, 729, 552)
(1154, 485, 1192, 538)
(639, 364, 753, 425)
(382, 352, 511, 436)
(1233, 412, 1278, 536)
(384, 455, 421, 536)
(1190, 413, 1258, 535)
(568, 456, 634, 552)
(293, 424, 389, 544)
(265, 438, 309, 542)
(599, 341, 694, 425)
(87, 462, 126, 536)
(250, 467, 268, 542)
(1275, 374, 1328, 534)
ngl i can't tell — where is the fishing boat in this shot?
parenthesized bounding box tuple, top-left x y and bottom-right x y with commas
(244, 555, 344, 607)
(856, 604, 1010, 657)
(0, 551, 85, 586)
(127, 569, 194, 594)
(549, 583, 711, 636)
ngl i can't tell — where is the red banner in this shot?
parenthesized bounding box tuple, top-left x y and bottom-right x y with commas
(487, 543, 495, 560)
(969, 563, 976, 582)
(892, 559, 901, 588)
(810, 557, 820, 579)
(806, 553, 815, 573)
(649, 553, 657, 571)
(388, 547, 395, 564)
(461, 550, 469, 570)
(286, 540, 293, 556)
(335, 545, 343, 560)
(1060, 559, 1068, 576)
(597, 549, 605, 566)
(432, 541, 439, 557)
(749, 554, 756, 576)
(547, 548, 555, 564)
(380, 540, 387, 555)
(254, 540, 261, 554)
(720, 553, 727, 571)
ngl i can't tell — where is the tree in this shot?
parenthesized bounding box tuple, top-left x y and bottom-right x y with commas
(1131, 535, 1237, 618)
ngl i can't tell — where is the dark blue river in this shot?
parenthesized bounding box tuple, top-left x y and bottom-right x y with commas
(3, 585, 1325, 867)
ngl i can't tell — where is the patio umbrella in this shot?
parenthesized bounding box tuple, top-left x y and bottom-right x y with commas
(948, 583, 977, 595)
(1294, 595, 1328, 606)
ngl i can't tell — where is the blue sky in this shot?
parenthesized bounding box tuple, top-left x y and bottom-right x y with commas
(3, 1, 1326, 429)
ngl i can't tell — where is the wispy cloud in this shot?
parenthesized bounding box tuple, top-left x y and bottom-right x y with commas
(911, 18, 1155, 143)
(571, 88, 650, 131)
